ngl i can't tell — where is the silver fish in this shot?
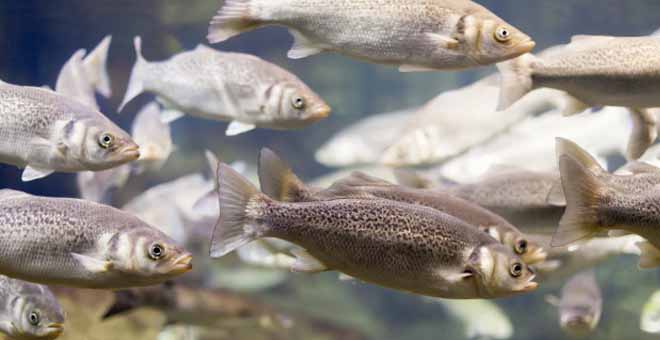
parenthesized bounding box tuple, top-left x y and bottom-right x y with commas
(498, 35, 660, 159)
(0, 190, 192, 289)
(258, 149, 546, 264)
(211, 163, 537, 299)
(208, 0, 535, 71)
(131, 102, 174, 173)
(553, 137, 660, 269)
(0, 79, 138, 182)
(0, 275, 64, 340)
(546, 270, 602, 337)
(119, 37, 330, 136)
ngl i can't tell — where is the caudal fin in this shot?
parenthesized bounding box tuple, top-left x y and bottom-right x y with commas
(552, 138, 608, 247)
(496, 53, 536, 110)
(258, 148, 309, 202)
(118, 37, 148, 112)
(210, 163, 264, 258)
(207, 0, 262, 44)
(83, 35, 113, 98)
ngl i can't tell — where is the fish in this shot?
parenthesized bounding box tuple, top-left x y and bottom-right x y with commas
(55, 36, 112, 110)
(258, 149, 546, 264)
(0, 189, 192, 288)
(553, 137, 660, 269)
(432, 299, 513, 339)
(131, 102, 174, 173)
(0, 79, 138, 182)
(429, 165, 566, 234)
(641, 290, 660, 334)
(428, 107, 628, 183)
(102, 282, 284, 328)
(210, 162, 537, 299)
(119, 37, 331, 136)
(315, 109, 414, 167)
(76, 165, 131, 204)
(0, 275, 64, 340)
(546, 270, 602, 337)
(207, 0, 535, 71)
(380, 84, 565, 166)
(497, 35, 660, 159)
(529, 234, 642, 283)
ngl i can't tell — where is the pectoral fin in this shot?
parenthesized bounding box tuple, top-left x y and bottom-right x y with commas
(544, 294, 561, 307)
(72, 253, 113, 273)
(425, 33, 459, 49)
(226, 121, 256, 136)
(290, 248, 328, 273)
(22, 166, 54, 182)
(287, 30, 323, 59)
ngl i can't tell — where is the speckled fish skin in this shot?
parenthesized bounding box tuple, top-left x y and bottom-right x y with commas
(498, 35, 660, 111)
(212, 164, 537, 299)
(0, 275, 64, 340)
(119, 37, 330, 133)
(0, 80, 138, 180)
(208, 0, 535, 71)
(257, 150, 546, 264)
(553, 138, 660, 268)
(556, 271, 602, 337)
(0, 190, 192, 289)
(441, 168, 565, 233)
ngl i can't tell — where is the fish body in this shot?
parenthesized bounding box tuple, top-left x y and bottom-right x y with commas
(259, 149, 546, 264)
(120, 37, 330, 136)
(131, 102, 174, 173)
(208, 0, 534, 71)
(211, 163, 537, 299)
(0, 275, 64, 340)
(549, 270, 602, 337)
(0, 80, 138, 181)
(553, 138, 660, 268)
(0, 190, 192, 289)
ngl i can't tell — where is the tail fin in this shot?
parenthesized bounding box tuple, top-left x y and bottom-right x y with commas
(83, 35, 112, 98)
(258, 148, 309, 202)
(496, 53, 536, 110)
(555, 137, 607, 176)
(552, 138, 608, 247)
(118, 37, 148, 112)
(102, 290, 139, 319)
(210, 163, 264, 258)
(637, 240, 660, 269)
(207, 0, 262, 44)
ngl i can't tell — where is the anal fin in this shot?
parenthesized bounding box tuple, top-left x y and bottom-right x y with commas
(22, 166, 54, 182)
(290, 248, 328, 273)
(287, 30, 323, 59)
(226, 121, 256, 136)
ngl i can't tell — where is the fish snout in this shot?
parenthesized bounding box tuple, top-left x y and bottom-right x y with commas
(170, 253, 193, 274)
(45, 323, 64, 338)
(523, 246, 548, 265)
(515, 38, 536, 55)
(118, 142, 140, 161)
(308, 103, 332, 121)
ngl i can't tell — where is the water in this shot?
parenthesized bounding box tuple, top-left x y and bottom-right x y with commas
(0, 1, 659, 339)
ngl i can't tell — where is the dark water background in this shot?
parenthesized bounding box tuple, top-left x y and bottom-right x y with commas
(0, 1, 658, 339)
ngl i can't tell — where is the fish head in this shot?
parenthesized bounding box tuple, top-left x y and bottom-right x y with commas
(265, 81, 331, 128)
(64, 114, 139, 171)
(560, 305, 598, 336)
(494, 227, 548, 265)
(109, 226, 193, 282)
(8, 289, 65, 340)
(469, 243, 538, 298)
(465, 14, 535, 65)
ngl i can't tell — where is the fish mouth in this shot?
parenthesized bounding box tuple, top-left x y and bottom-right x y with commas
(45, 323, 64, 337)
(170, 253, 193, 274)
(119, 144, 140, 161)
(308, 103, 332, 121)
(515, 38, 536, 54)
(523, 247, 548, 265)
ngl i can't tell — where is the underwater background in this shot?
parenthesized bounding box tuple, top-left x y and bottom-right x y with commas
(0, 1, 658, 339)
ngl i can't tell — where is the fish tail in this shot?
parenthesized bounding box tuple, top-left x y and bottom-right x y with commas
(496, 53, 536, 110)
(210, 162, 268, 258)
(552, 138, 608, 247)
(83, 35, 113, 98)
(102, 290, 139, 319)
(118, 36, 147, 113)
(258, 148, 309, 202)
(637, 240, 660, 269)
(207, 0, 262, 44)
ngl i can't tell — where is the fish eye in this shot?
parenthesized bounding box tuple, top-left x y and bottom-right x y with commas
(291, 96, 306, 110)
(28, 311, 40, 326)
(495, 26, 512, 43)
(149, 243, 165, 260)
(98, 133, 115, 149)
(510, 262, 523, 277)
(514, 239, 528, 255)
